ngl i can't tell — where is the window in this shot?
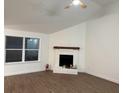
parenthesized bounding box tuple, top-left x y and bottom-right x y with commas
(25, 50, 38, 61)
(6, 36, 23, 49)
(6, 50, 22, 62)
(5, 36, 23, 63)
(25, 38, 39, 61)
(25, 38, 39, 49)
(5, 36, 40, 63)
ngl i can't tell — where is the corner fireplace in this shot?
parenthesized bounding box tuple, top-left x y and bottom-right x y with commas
(59, 55, 73, 68)
(53, 49, 79, 75)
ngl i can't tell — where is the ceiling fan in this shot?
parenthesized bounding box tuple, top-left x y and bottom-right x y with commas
(64, 0, 87, 9)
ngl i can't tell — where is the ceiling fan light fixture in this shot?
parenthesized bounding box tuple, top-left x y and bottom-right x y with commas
(72, 0, 80, 6)
(64, 0, 87, 9)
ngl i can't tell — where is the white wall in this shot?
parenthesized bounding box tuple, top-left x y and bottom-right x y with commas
(49, 23, 86, 72)
(85, 2, 119, 83)
(4, 29, 49, 76)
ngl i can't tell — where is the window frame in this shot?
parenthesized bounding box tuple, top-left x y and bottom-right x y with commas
(5, 35, 40, 64)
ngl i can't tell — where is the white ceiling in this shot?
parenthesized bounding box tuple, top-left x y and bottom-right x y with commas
(93, 0, 118, 5)
(5, 0, 117, 34)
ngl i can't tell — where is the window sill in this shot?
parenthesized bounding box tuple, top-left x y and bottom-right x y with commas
(4, 61, 41, 65)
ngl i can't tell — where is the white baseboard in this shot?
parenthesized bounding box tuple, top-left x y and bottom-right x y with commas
(4, 69, 45, 76)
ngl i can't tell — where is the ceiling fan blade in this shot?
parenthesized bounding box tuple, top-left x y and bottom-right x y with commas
(64, 5, 70, 9)
(64, 3, 72, 9)
(80, 2, 87, 9)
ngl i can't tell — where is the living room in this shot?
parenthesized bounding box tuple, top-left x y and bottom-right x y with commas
(0, 0, 121, 93)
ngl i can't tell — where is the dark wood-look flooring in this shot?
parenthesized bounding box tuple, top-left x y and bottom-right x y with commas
(5, 71, 119, 93)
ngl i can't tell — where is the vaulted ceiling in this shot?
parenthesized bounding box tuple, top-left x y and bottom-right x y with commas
(5, 0, 117, 34)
